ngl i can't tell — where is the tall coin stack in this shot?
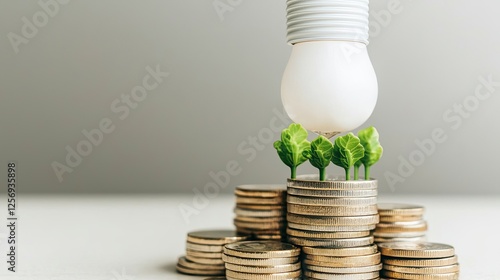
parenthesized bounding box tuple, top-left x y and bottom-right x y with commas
(222, 240, 302, 280)
(234, 185, 287, 241)
(375, 203, 427, 244)
(286, 177, 382, 279)
(176, 230, 250, 276)
(378, 242, 460, 280)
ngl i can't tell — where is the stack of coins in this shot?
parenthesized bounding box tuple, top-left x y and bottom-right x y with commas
(375, 203, 427, 244)
(378, 242, 460, 280)
(234, 184, 287, 240)
(222, 240, 302, 280)
(302, 245, 382, 280)
(176, 229, 250, 276)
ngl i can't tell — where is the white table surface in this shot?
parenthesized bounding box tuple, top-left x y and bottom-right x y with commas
(0, 194, 498, 280)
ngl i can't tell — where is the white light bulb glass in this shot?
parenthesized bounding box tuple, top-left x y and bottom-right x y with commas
(281, 40, 377, 136)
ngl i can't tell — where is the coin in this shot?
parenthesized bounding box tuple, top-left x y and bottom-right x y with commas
(287, 204, 378, 216)
(375, 221, 427, 233)
(375, 236, 427, 243)
(225, 262, 301, 273)
(222, 254, 299, 266)
(288, 176, 377, 190)
(236, 196, 284, 205)
(187, 230, 250, 245)
(382, 255, 458, 267)
(305, 263, 382, 274)
(377, 203, 424, 216)
(177, 256, 225, 270)
(235, 216, 286, 223)
(203, 277, 227, 280)
(235, 184, 286, 197)
(304, 270, 380, 280)
(382, 270, 459, 280)
(186, 249, 223, 259)
(374, 231, 426, 238)
(383, 263, 460, 274)
(236, 204, 284, 210)
(302, 245, 378, 257)
(234, 207, 285, 217)
(287, 213, 379, 226)
(224, 241, 301, 259)
(288, 221, 376, 232)
(304, 253, 381, 267)
(379, 215, 423, 223)
(286, 227, 370, 239)
(225, 269, 301, 280)
(236, 228, 284, 235)
(176, 264, 224, 276)
(287, 187, 377, 198)
(378, 242, 455, 259)
(186, 242, 223, 252)
(288, 195, 377, 206)
(234, 220, 284, 230)
(288, 235, 374, 248)
(254, 234, 284, 240)
(185, 255, 225, 265)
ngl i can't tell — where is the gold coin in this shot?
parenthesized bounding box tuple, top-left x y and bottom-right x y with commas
(225, 262, 301, 274)
(375, 221, 428, 233)
(236, 184, 286, 192)
(288, 195, 377, 206)
(236, 196, 284, 205)
(235, 216, 285, 223)
(383, 263, 460, 274)
(236, 204, 284, 210)
(176, 264, 224, 276)
(234, 207, 285, 217)
(302, 244, 378, 257)
(382, 270, 459, 280)
(287, 204, 378, 216)
(378, 203, 425, 216)
(186, 242, 223, 252)
(187, 230, 250, 245)
(177, 256, 225, 270)
(304, 270, 379, 280)
(375, 236, 427, 243)
(234, 220, 284, 230)
(224, 241, 300, 259)
(382, 255, 458, 267)
(304, 253, 381, 267)
(287, 213, 379, 226)
(286, 227, 370, 239)
(374, 230, 426, 238)
(254, 234, 284, 240)
(226, 269, 301, 280)
(222, 254, 299, 266)
(378, 242, 455, 258)
(287, 176, 377, 190)
(186, 249, 222, 259)
(288, 235, 374, 248)
(379, 215, 423, 223)
(185, 255, 225, 265)
(203, 277, 226, 280)
(236, 228, 284, 235)
(288, 221, 375, 232)
(287, 187, 377, 197)
(305, 263, 382, 274)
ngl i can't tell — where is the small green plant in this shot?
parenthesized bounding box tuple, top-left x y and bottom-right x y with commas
(331, 133, 365, 180)
(303, 135, 334, 181)
(354, 126, 383, 180)
(273, 123, 311, 179)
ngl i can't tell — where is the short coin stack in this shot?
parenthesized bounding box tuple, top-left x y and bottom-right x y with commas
(286, 177, 382, 279)
(302, 245, 382, 280)
(375, 203, 427, 244)
(378, 242, 460, 280)
(222, 240, 302, 280)
(176, 230, 250, 276)
(234, 184, 287, 241)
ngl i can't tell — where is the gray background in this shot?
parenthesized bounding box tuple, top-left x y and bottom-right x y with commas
(0, 0, 499, 194)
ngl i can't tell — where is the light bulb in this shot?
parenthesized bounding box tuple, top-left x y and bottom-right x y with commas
(281, 0, 378, 137)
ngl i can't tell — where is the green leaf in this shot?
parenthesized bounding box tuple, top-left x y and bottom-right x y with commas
(358, 126, 383, 168)
(274, 123, 311, 178)
(307, 136, 334, 170)
(331, 133, 365, 171)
